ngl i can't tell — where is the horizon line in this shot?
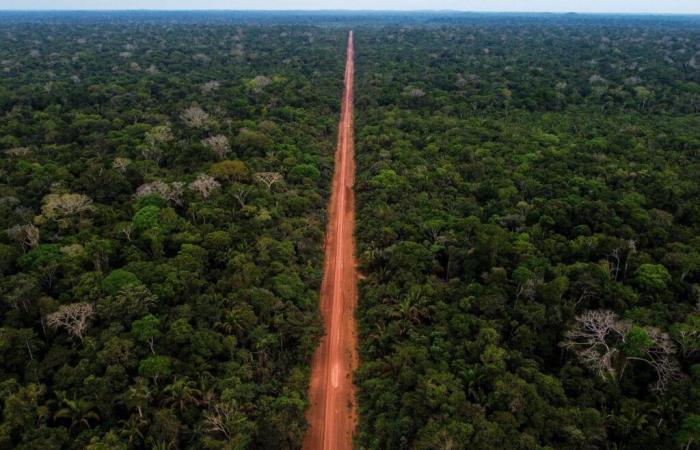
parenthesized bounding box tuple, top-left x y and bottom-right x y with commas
(1, 9, 700, 15)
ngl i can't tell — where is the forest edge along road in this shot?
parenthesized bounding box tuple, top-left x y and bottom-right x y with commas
(303, 31, 358, 450)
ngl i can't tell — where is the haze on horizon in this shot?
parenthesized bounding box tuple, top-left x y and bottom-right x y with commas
(3, 0, 700, 14)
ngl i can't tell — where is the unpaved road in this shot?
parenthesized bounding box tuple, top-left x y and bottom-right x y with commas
(303, 31, 357, 450)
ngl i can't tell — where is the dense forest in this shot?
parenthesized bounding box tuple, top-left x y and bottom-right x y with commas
(1, 11, 700, 450)
(0, 13, 346, 449)
(353, 17, 700, 450)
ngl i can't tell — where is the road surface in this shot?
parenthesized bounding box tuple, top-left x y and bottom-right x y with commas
(303, 31, 357, 450)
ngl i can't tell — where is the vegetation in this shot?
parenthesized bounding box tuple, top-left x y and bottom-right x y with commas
(0, 12, 346, 449)
(2, 10, 700, 450)
(353, 17, 700, 449)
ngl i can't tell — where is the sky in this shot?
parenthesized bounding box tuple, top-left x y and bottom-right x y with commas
(4, 0, 700, 13)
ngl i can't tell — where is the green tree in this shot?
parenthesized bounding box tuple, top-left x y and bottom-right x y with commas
(131, 314, 161, 354)
(138, 356, 172, 387)
(102, 269, 141, 296)
(635, 264, 671, 291)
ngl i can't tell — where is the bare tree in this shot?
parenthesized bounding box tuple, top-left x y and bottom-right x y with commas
(135, 180, 184, 206)
(562, 310, 627, 379)
(7, 224, 40, 250)
(406, 87, 426, 97)
(254, 172, 283, 192)
(562, 310, 681, 391)
(180, 106, 210, 128)
(232, 185, 252, 208)
(200, 80, 220, 93)
(189, 174, 221, 199)
(41, 193, 93, 221)
(204, 401, 249, 441)
(202, 135, 230, 160)
(4, 147, 31, 158)
(119, 222, 134, 242)
(636, 327, 682, 392)
(112, 157, 132, 173)
(46, 303, 94, 341)
(170, 182, 185, 205)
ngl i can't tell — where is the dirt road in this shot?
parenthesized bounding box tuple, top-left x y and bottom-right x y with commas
(303, 31, 357, 450)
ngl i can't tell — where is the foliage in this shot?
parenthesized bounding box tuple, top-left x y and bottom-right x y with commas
(0, 12, 341, 449)
(2, 10, 700, 449)
(352, 16, 700, 449)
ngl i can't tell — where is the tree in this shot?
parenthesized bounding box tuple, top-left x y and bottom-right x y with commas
(46, 303, 94, 341)
(209, 160, 249, 183)
(204, 400, 253, 447)
(671, 316, 700, 358)
(98, 284, 157, 324)
(562, 310, 680, 391)
(163, 377, 202, 413)
(17, 244, 62, 288)
(132, 314, 161, 354)
(7, 224, 40, 250)
(135, 181, 184, 206)
(288, 164, 320, 183)
(86, 431, 127, 450)
(247, 75, 271, 93)
(200, 80, 220, 93)
(235, 129, 271, 154)
(635, 264, 671, 292)
(124, 378, 151, 419)
(180, 106, 210, 128)
(254, 172, 283, 191)
(132, 206, 161, 232)
(40, 193, 93, 223)
(112, 157, 132, 173)
(85, 239, 115, 273)
(53, 390, 100, 431)
(202, 135, 230, 159)
(143, 126, 173, 163)
(102, 269, 141, 296)
(2, 273, 42, 313)
(138, 356, 171, 386)
(676, 415, 700, 450)
(189, 174, 221, 199)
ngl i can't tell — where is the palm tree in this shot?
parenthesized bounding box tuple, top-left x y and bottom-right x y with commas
(53, 390, 100, 431)
(162, 377, 202, 413)
(119, 413, 148, 446)
(125, 377, 152, 418)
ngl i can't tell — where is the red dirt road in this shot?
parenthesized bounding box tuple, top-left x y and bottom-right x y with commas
(303, 31, 357, 450)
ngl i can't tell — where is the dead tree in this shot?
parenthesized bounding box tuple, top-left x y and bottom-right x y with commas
(562, 310, 681, 392)
(632, 327, 681, 392)
(200, 80, 220, 93)
(135, 181, 184, 206)
(46, 303, 94, 341)
(180, 106, 210, 128)
(254, 172, 282, 192)
(202, 135, 230, 160)
(232, 185, 252, 208)
(112, 157, 132, 173)
(562, 310, 627, 379)
(7, 224, 40, 250)
(189, 174, 221, 199)
(204, 401, 247, 441)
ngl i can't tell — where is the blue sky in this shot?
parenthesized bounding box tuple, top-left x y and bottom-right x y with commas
(5, 0, 700, 13)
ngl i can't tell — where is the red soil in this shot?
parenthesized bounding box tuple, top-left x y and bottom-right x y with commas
(303, 31, 357, 450)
